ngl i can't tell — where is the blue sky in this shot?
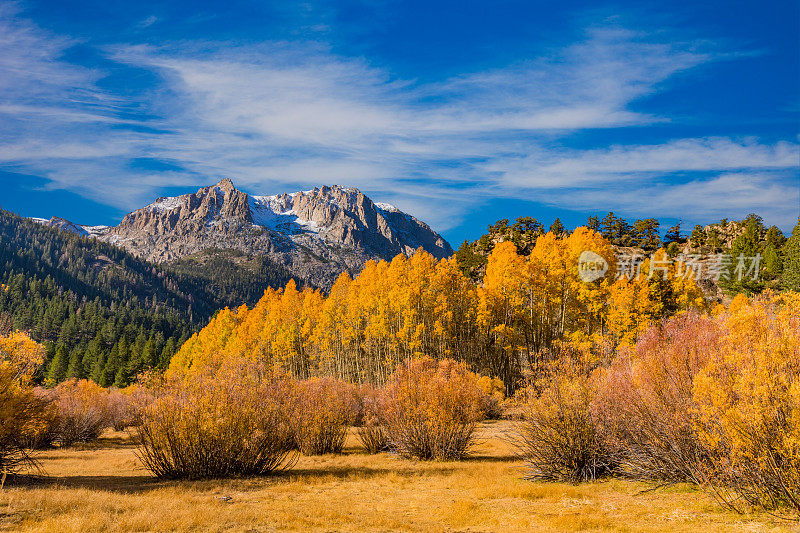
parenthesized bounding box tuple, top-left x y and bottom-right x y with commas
(0, 0, 797, 245)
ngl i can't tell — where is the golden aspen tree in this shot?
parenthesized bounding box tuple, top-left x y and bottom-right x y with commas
(478, 241, 528, 391)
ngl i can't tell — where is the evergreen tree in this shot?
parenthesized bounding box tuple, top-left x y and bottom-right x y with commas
(46, 345, 69, 384)
(100, 343, 120, 387)
(781, 219, 800, 292)
(722, 216, 765, 295)
(601, 212, 633, 246)
(765, 225, 787, 249)
(66, 347, 85, 379)
(664, 221, 684, 245)
(632, 219, 661, 251)
(689, 224, 705, 248)
(549, 218, 566, 236)
(762, 243, 782, 281)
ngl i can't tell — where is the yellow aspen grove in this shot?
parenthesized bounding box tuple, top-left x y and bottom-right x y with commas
(169, 306, 243, 372)
(170, 233, 708, 394)
(607, 249, 707, 346)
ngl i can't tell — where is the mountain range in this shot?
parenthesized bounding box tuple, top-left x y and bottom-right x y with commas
(33, 179, 453, 289)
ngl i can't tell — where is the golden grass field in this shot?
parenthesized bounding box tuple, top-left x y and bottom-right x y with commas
(0, 421, 793, 532)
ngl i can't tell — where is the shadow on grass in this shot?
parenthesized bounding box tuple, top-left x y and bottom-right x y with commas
(6, 474, 161, 494)
(462, 453, 519, 463)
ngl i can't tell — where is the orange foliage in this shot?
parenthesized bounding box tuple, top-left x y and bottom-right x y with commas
(378, 358, 484, 460)
(0, 332, 49, 476)
(290, 377, 360, 455)
(693, 292, 800, 515)
(135, 360, 296, 480)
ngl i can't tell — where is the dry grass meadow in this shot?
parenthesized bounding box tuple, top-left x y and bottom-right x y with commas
(0, 421, 792, 532)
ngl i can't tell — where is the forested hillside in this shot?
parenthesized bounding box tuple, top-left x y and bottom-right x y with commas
(0, 209, 293, 386)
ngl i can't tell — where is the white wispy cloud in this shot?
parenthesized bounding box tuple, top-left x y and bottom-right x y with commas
(0, 2, 797, 232)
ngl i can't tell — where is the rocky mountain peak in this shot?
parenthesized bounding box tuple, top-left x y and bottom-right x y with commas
(214, 177, 236, 193)
(70, 179, 453, 289)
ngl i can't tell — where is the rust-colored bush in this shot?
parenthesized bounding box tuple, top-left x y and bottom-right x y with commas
(106, 383, 155, 431)
(357, 383, 388, 453)
(46, 379, 111, 447)
(135, 361, 296, 480)
(597, 312, 722, 483)
(380, 358, 483, 460)
(290, 377, 360, 455)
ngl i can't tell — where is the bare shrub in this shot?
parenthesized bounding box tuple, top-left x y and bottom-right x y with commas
(597, 312, 722, 483)
(380, 358, 483, 460)
(106, 383, 155, 431)
(135, 361, 296, 480)
(357, 384, 388, 453)
(291, 377, 360, 455)
(47, 379, 111, 447)
(517, 366, 614, 483)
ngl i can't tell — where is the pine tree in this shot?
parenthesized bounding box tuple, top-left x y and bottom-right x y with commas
(664, 221, 684, 245)
(762, 243, 782, 281)
(722, 216, 765, 295)
(781, 219, 800, 291)
(66, 347, 85, 379)
(100, 343, 120, 387)
(549, 218, 566, 236)
(689, 224, 705, 249)
(91, 348, 107, 384)
(632, 219, 661, 250)
(46, 345, 69, 384)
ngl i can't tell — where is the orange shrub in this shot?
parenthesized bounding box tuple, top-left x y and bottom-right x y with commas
(693, 293, 800, 516)
(476, 375, 506, 419)
(21, 388, 60, 449)
(379, 358, 483, 460)
(135, 361, 296, 480)
(0, 332, 49, 477)
(290, 377, 360, 455)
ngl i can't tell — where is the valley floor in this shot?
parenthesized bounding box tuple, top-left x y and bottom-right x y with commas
(0, 421, 791, 532)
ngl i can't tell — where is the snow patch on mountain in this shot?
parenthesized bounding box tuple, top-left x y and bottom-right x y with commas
(148, 196, 183, 212)
(374, 202, 400, 213)
(249, 195, 319, 235)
